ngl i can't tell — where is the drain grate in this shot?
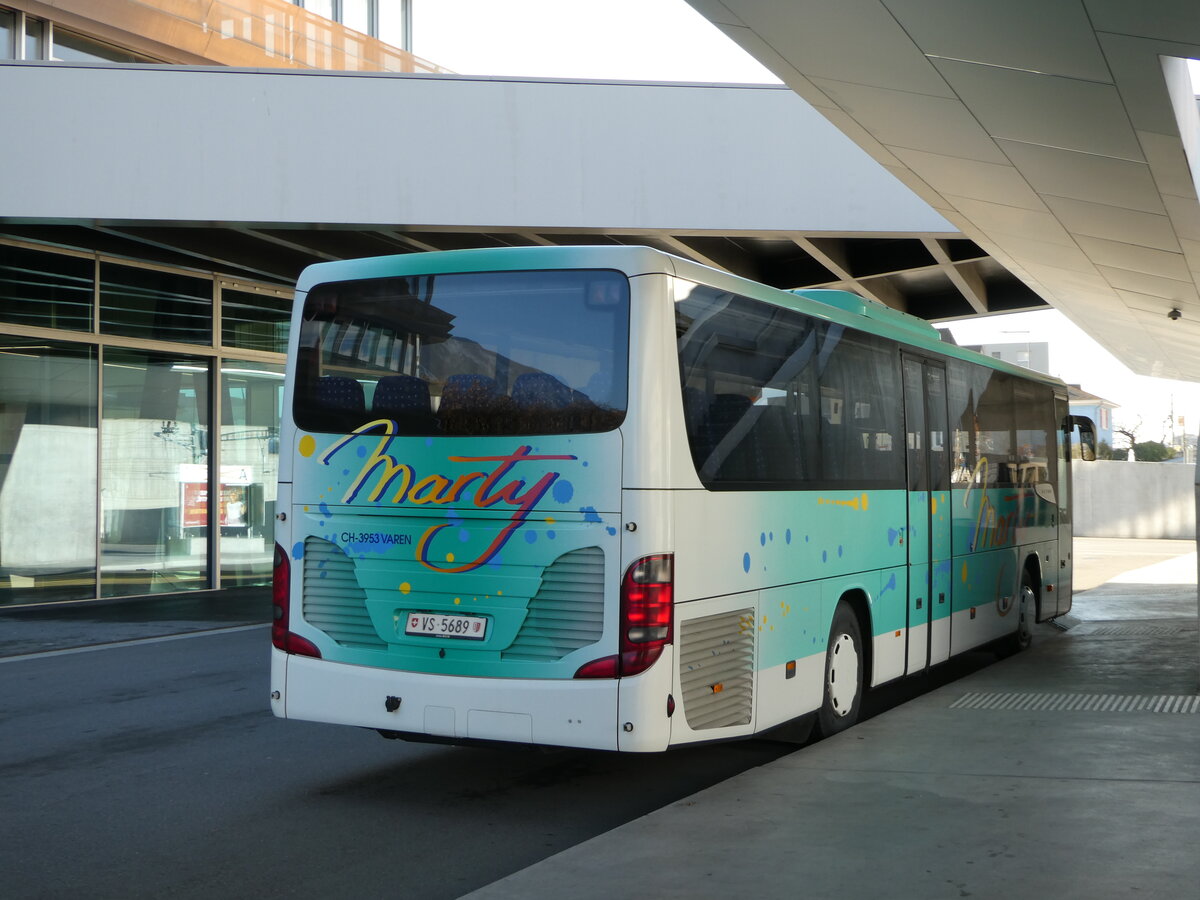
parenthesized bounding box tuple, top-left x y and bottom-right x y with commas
(1069, 623, 1190, 637)
(951, 692, 1200, 713)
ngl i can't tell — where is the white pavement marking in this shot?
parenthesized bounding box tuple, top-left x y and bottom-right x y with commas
(0, 623, 269, 664)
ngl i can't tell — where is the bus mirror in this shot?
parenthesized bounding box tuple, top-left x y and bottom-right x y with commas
(1069, 415, 1097, 461)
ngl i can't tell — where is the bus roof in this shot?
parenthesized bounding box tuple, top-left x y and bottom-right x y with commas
(293, 245, 1066, 392)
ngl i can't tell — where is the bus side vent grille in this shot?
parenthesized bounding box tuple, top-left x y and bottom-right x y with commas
(680, 609, 754, 730)
(502, 546, 605, 661)
(302, 537, 387, 650)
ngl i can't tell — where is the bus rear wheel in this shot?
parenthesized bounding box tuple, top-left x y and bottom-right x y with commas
(818, 603, 864, 736)
(1004, 570, 1036, 654)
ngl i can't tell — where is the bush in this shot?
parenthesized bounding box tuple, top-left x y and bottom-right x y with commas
(1132, 440, 1175, 462)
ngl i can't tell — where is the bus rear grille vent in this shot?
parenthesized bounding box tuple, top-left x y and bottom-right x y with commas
(679, 609, 754, 730)
(302, 537, 387, 650)
(951, 692, 1200, 713)
(502, 546, 605, 661)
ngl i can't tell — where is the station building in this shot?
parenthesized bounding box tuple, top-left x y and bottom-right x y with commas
(0, 0, 1053, 607)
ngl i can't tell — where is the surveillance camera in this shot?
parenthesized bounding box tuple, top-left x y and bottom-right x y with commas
(1168, 308, 1182, 321)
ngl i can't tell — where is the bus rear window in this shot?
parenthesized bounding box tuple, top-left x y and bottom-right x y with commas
(294, 269, 629, 436)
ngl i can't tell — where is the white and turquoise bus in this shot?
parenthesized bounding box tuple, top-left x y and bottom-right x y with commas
(270, 246, 1094, 751)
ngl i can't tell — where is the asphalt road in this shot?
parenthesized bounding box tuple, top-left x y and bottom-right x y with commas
(1, 622, 1014, 899)
(1, 627, 797, 899)
(6, 537, 1151, 899)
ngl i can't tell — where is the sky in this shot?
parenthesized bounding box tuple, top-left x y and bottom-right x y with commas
(412, 0, 781, 83)
(410, 2, 1200, 445)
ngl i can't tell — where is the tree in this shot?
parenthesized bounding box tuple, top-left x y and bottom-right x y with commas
(1114, 421, 1141, 461)
(1132, 440, 1175, 462)
(1095, 440, 1113, 460)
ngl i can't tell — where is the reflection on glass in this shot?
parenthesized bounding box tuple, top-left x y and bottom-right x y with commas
(101, 350, 209, 597)
(1015, 380, 1054, 486)
(1, 10, 14, 60)
(101, 263, 213, 345)
(0, 340, 97, 605)
(296, 269, 630, 437)
(24, 16, 43, 60)
(675, 279, 902, 489)
(220, 287, 291, 353)
(0, 244, 94, 332)
(53, 29, 152, 63)
(220, 361, 283, 587)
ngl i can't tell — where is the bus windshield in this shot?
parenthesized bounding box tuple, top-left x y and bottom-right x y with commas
(294, 268, 629, 436)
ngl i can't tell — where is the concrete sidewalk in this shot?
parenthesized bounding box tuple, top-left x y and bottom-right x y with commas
(466, 538, 1200, 900)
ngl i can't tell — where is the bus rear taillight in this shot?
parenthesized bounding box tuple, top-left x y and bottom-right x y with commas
(575, 553, 673, 679)
(271, 543, 321, 659)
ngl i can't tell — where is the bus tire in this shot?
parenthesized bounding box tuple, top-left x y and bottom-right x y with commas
(818, 602, 864, 736)
(1003, 569, 1036, 655)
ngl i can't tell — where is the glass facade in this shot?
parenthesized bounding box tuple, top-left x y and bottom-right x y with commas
(101, 263, 213, 345)
(221, 284, 291, 354)
(53, 28, 149, 64)
(0, 244, 94, 332)
(287, 0, 411, 49)
(342, 0, 370, 35)
(0, 10, 13, 58)
(0, 240, 292, 607)
(218, 360, 284, 587)
(0, 1, 429, 69)
(0, 339, 98, 605)
(23, 14, 42, 59)
(101, 348, 211, 597)
(0, 5, 158, 63)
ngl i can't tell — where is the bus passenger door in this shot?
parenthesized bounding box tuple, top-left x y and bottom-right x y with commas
(902, 357, 952, 673)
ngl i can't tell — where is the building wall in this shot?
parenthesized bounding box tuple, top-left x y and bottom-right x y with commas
(0, 64, 955, 234)
(973, 341, 1050, 374)
(0, 63, 958, 608)
(1073, 459, 1196, 539)
(1070, 402, 1115, 450)
(4, 0, 437, 71)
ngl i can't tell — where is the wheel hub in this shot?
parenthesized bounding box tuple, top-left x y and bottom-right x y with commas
(828, 632, 860, 717)
(1018, 585, 1035, 643)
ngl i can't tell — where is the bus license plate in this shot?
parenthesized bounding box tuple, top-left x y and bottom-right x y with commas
(405, 612, 488, 641)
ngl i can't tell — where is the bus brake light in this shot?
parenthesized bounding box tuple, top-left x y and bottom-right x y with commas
(272, 543, 321, 659)
(575, 553, 673, 679)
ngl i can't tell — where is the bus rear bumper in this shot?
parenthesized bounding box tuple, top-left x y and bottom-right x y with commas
(271, 649, 621, 751)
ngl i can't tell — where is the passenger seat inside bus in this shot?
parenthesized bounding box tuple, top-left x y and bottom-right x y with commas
(438, 373, 511, 434)
(702, 394, 757, 481)
(372, 374, 438, 431)
(440, 373, 505, 411)
(511, 372, 572, 410)
(316, 375, 365, 413)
